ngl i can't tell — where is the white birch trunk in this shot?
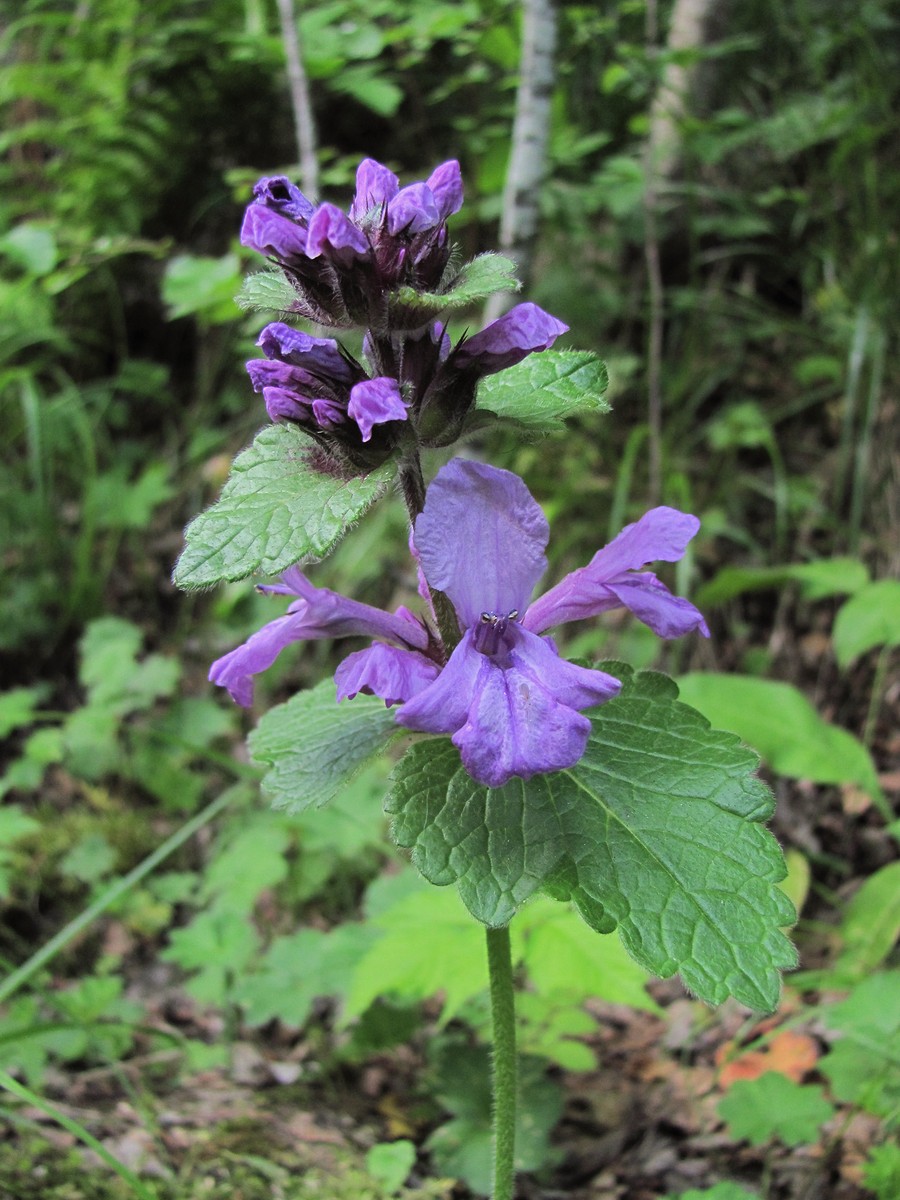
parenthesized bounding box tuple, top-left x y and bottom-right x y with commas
(484, 0, 557, 322)
(275, 0, 319, 200)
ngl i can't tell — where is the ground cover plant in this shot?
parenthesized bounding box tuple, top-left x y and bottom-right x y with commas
(1, 0, 898, 1197)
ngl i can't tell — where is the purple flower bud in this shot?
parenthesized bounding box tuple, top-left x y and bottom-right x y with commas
(311, 396, 345, 427)
(251, 175, 315, 222)
(257, 322, 355, 385)
(426, 160, 464, 220)
(387, 183, 440, 235)
(348, 377, 408, 442)
(455, 303, 569, 376)
(350, 158, 400, 221)
(262, 385, 312, 423)
(240, 205, 309, 261)
(306, 203, 370, 265)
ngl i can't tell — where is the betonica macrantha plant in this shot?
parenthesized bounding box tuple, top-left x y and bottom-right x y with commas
(175, 156, 796, 1200)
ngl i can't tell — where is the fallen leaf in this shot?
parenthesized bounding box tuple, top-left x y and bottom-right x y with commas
(716, 1029, 819, 1087)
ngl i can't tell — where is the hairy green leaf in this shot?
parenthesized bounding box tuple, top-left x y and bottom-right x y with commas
(386, 253, 519, 328)
(174, 426, 394, 588)
(718, 1074, 834, 1146)
(249, 678, 399, 814)
(386, 667, 795, 1010)
(235, 269, 298, 313)
(474, 350, 610, 432)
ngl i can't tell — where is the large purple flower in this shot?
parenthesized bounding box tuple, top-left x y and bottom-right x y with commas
(211, 459, 708, 790)
(240, 158, 464, 329)
(390, 460, 708, 786)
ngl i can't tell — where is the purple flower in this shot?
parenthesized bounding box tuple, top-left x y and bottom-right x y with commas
(414, 303, 569, 445)
(390, 461, 706, 786)
(211, 460, 708, 790)
(240, 157, 464, 329)
(209, 568, 432, 706)
(246, 321, 410, 457)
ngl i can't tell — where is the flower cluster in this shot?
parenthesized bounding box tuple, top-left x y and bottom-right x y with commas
(241, 159, 567, 466)
(241, 159, 464, 331)
(211, 459, 708, 788)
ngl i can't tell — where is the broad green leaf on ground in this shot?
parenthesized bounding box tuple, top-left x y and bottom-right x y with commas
(0, 805, 41, 899)
(235, 269, 298, 313)
(248, 679, 399, 814)
(677, 673, 882, 803)
(668, 1185, 759, 1200)
(345, 882, 487, 1024)
(234, 923, 377, 1029)
(718, 1073, 834, 1146)
(386, 253, 519, 328)
(173, 426, 394, 588)
(833, 579, 900, 666)
(386, 667, 796, 1011)
(516, 895, 658, 1014)
(830, 862, 900, 983)
(473, 350, 610, 432)
(696, 556, 869, 607)
(819, 972, 900, 1120)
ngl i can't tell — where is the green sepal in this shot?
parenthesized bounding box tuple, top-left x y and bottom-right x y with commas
(472, 349, 610, 433)
(385, 665, 796, 1011)
(173, 425, 395, 589)
(249, 678, 399, 814)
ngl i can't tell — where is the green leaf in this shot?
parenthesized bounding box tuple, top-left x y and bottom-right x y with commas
(517, 896, 658, 1013)
(696, 557, 869, 607)
(235, 269, 298, 314)
(163, 252, 242, 323)
(0, 687, 47, 738)
(831, 862, 900, 983)
(249, 679, 399, 814)
(427, 1042, 562, 1193)
(677, 673, 882, 803)
(669, 1185, 759, 1200)
(819, 972, 900, 1120)
(386, 667, 796, 1011)
(345, 882, 487, 1024)
(474, 350, 610, 432)
(386, 253, 519, 328)
(833, 579, 900, 666)
(235, 924, 376, 1029)
(365, 1141, 416, 1193)
(173, 425, 395, 588)
(717, 1073, 834, 1146)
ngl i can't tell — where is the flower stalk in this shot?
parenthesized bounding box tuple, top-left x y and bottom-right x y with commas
(486, 924, 517, 1200)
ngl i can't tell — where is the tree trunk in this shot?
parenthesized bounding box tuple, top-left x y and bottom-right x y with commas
(484, 0, 557, 323)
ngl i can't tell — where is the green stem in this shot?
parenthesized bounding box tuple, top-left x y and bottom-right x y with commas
(397, 446, 461, 655)
(486, 924, 517, 1200)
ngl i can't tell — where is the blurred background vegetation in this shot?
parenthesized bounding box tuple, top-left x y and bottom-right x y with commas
(1, 0, 898, 1197)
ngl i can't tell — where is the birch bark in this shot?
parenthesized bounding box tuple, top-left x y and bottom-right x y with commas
(484, 0, 558, 323)
(275, 0, 319, 200)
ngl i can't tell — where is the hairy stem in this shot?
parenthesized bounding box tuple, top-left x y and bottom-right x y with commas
(486, 925, 517, 1200)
